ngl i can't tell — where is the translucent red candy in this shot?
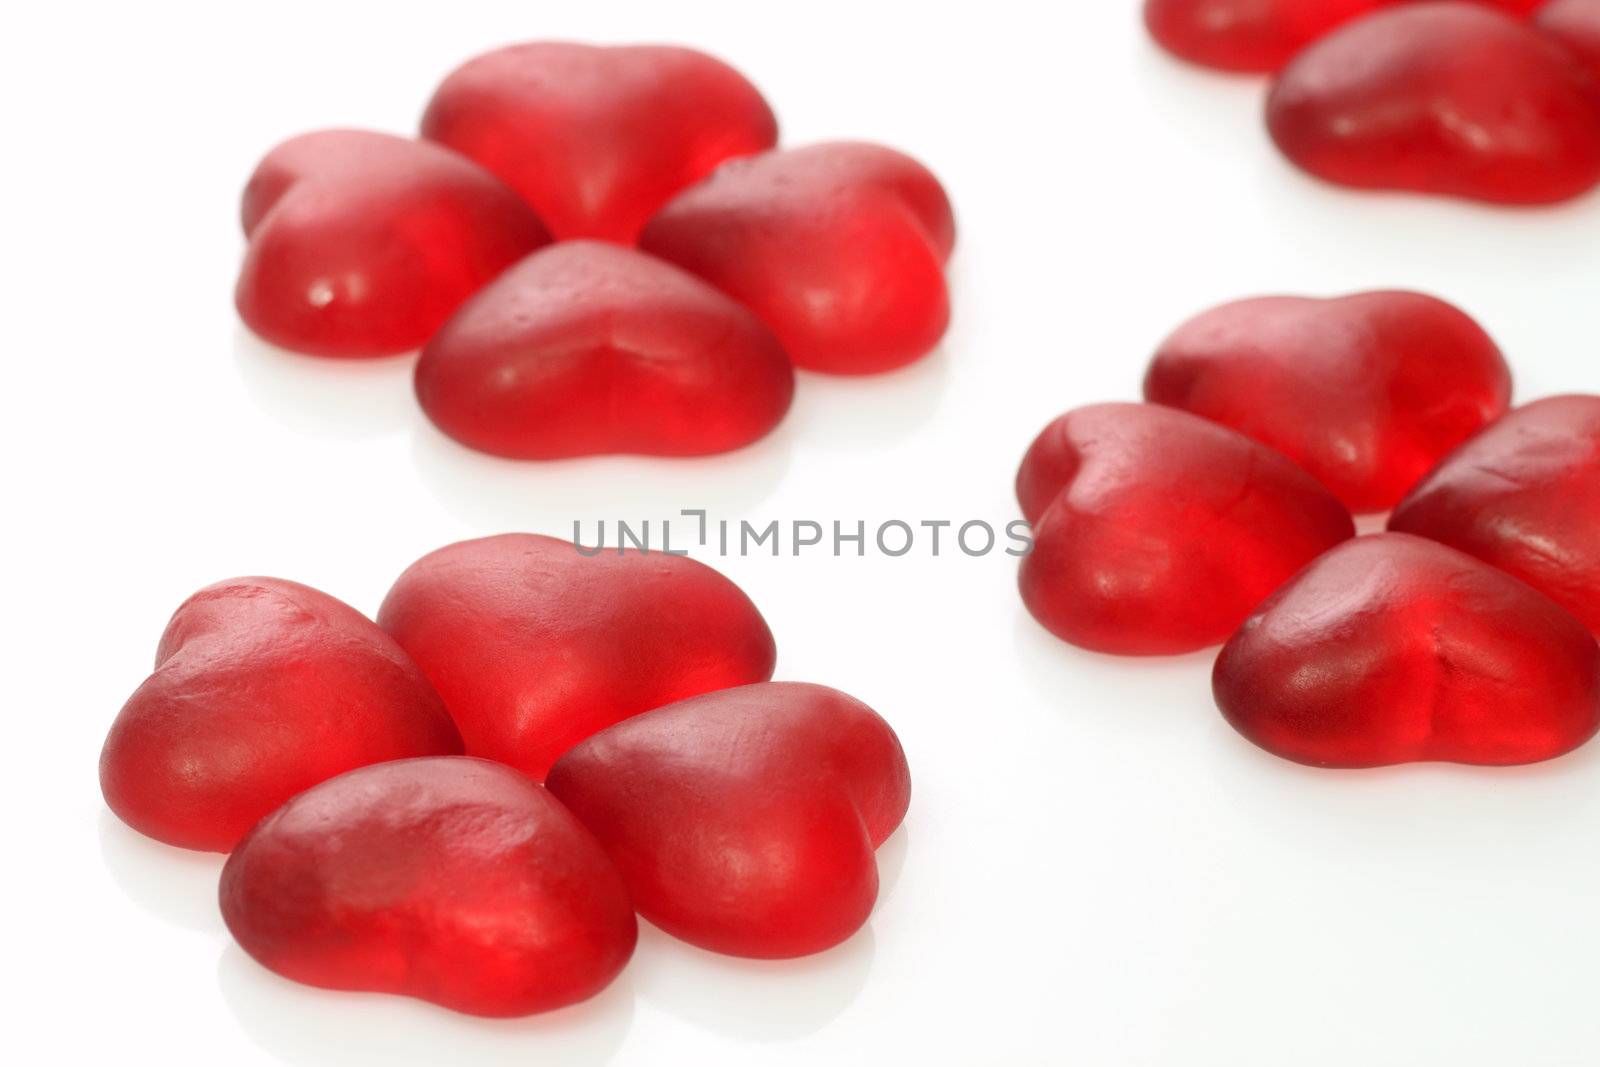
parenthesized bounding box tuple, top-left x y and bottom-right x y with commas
(99, 578, 462, 852)
(237, 130, 550, 357)
(1145, 0, 1544, 73)
(639, 142, 955, 375)
(1390, 395, 1600, 636)
(1143, 291, 1512, 513)
(1539, 0, 1600, 81)
(1017, 403, 1355, 655)
(415, 241, 794, 459)
(422, 43, 777, 243)
(1215, 533, 1600, 767)
(377, 534, 777, 780)
(221, 757, 636, 1017)
(547, 682, 909, 959)
(1267, 3, 1600, 204)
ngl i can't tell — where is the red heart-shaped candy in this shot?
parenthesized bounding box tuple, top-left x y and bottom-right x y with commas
(546, 682, 910, 959)
(414, 241, 794, 458)
(1539, 0, 1600, 81)
(422, 43, 777, 243)
(1267, 3, 1600, 204)
(1144, 291, 1511, 513)
(1145, 1, 1544, 73)
(639, 142, 955, 375)
(237, 129, 551, 357)
(99, 578, 462, 852)
(1390, 394, 1600, 635)
(1017, 403, 1355, 655)
(1215, 533, 1600, 767)
(221, 757, 637, 1017)
(377, 534, 777, 780)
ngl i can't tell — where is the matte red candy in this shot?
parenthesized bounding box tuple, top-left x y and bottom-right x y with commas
(422, 43, 777, 243)
(1215, 533, 1600, 767)
(415, 241, 795, 459)
(1017, 403, 1355, 655)
(639, 142, 955, 375)
(378, 534, 777, 780)
(1390, 395, 1600, 635)
(221, 757, 637, 1017)
(1267, 4, 1600, 204)
(99, 578, 462, 852)
(1144, 291, 1512, 513)
(1145, 1, 1544, 73)
(547, 682, 910, 959)
(1539, 0, 1600, 81)
(237, 130, 551, 357)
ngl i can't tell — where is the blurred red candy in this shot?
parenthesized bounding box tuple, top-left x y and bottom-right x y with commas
(640, 142, 955, 375)
(378, 534, 777, 780)
(1145, 0, 1389, 73)
(422, 43, 777, 243)
(1144, 291, 1511, 513)
(1145, 1, 1544, 73)
(99, 578, 462, 852)
(1215, 534, 1600, 767)
(221, 757, 636, 1017)
(1390, 394, 1600, 635)
(415, 241, 794, 459)
(1267, 3, 1600, 204)
(237, 130, 550, 357)
(1539, 0, 1600, 80)
(547, 682, 909, 959)
(1017, 403, 1354, 655)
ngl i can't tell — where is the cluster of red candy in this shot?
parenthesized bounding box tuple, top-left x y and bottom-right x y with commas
(1146, 0, 1600, 204)
(100, 535, 910, 1017)
(1017, 292, 1600, 767)
(236, 43, 954, 459)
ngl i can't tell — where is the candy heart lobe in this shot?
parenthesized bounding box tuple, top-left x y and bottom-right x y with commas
(546, 682, 910, 959)
(221, 757, 637, 1017)
(99, 577, 462, 852)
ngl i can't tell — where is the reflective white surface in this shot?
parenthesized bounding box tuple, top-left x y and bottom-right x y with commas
(10, 1, 1600, 1063)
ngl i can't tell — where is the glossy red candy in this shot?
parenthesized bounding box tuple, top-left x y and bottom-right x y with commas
(415, 241, 794, 459)
(639, 142, 955, 375)
(99, 578, 462, 852)
(1145, 1, 1544, 73)
(1390, 395, 1600, 635)
(221, 757, 636, 1017)
(378, 534, 777, 780)
(237, 130, 550, 357)
(1539, 0, 1600, 81)
(1215, 533, 1600, 767)
(422, 43, 777, 243)
(1144, 291, 1512, 513)
(1017, 403, 1355, 655)
(1267, 3, 1600, 204)
(547, 682, 909, 959)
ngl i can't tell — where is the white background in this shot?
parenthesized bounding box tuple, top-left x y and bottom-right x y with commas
(8, 1, 1600, 1063)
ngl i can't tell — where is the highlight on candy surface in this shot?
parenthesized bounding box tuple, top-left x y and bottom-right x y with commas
(1538, 0, 1600, 81)
(1143, 290, 1512, 513)
(1266, 3, 1600, 204)
(547, 682, 910, 960)
(1144, 1, 1545, 74)
(221, 757, 637, 1017)
(1214, 533, 1600, 768)
(422, 42, 777, 243)
(639, 141, 955, 375)
(237, 129, 551, 357)
(1389, 394, 1600, 636)
(99, 578, 462, 852)
(1016, 403, 1355, 656)
(377, 534, 777, 780)
(415, 241, 795, 459)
